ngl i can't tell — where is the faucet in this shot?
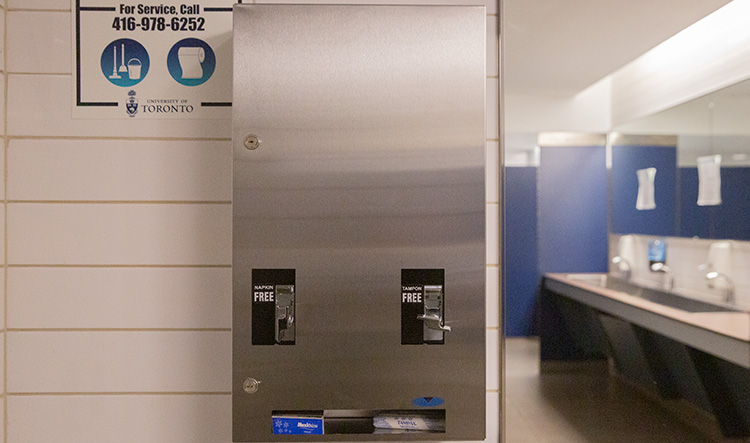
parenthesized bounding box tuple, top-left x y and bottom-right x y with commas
(705, 271, 735, 304)
(650, 263, 674, 291)
(611, 256, 632, 280)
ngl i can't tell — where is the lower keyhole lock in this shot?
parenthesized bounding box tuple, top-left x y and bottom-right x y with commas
(243, 378, 260, 394)
(244, 134, 260, 150)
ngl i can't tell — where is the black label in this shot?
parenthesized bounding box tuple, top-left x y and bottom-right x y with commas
(401, 269, 444, 345)
(252, 269, 295, 346)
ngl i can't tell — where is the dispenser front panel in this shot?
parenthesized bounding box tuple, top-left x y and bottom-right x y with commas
(233, 5, 486, 441)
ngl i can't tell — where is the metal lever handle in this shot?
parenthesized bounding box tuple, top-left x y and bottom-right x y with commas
(286, 307, 294, 327)
(417, 313, 451, 332)
(275, 295, 294, 343)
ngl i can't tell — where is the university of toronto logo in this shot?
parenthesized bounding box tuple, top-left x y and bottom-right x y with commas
(126, 90, 138, 117)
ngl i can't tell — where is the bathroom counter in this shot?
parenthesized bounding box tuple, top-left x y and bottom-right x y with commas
(544, 273, 750, 368)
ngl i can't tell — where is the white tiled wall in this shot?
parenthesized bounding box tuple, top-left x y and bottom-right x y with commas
(8, 140, 232, 201)
(0, 9, 5, 72)
(0, 72, 5, 136)
(7, 204, 231, 265)
(7, 331, 230, 393)
(7, 395, 231, 442)
(7, 267, 232, 328)
(3, 3, 501, 443)
(7, 0, 69, 9)
(6, 11, 67, 73)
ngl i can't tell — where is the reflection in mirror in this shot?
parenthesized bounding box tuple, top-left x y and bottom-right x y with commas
(612, 77, 750, 240)
(696, 154, 722, 206)
(635, 167, 656, 210)
(610, 134, 676, 236)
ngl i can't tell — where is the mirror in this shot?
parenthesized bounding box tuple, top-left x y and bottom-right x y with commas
(610, 77, 750, 240)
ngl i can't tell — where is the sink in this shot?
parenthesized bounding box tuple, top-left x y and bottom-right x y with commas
(565, 274, 740, 313)
(564, 273, 607, 286)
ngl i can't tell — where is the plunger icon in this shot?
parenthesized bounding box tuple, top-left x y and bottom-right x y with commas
(109, 45, 121, 79)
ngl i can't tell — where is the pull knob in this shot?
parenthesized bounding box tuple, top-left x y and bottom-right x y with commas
(418, 284, 450, 341)
(417, 313, 451, 332)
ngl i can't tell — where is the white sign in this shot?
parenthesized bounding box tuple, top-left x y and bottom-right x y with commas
(73, 0, 237, 119)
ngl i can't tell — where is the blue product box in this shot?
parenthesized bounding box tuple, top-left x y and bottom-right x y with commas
(272, 415, 324, 435)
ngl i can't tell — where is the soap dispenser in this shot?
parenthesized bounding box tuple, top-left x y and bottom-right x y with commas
(704, 241, 732, 280)
(612, 235, 635, 280)
(699, 241, 734, 303)
(648, 238, 666, 267)
(649, 239, 673, 291)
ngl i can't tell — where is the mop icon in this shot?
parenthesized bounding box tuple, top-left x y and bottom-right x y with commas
(108, 45, 121, 79)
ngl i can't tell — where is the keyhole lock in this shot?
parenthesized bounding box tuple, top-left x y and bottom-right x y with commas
(244, 134, 260, 150)
(243, 378, 261, 394)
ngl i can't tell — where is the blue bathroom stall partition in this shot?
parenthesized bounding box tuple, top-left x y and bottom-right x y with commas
(538, 146, 608, 274)
(536, 145, 608, 358)
(504, 167, 539, 337)
(611, 145, 677, 236)
(503, 146, 608, 337)
(714, 167, 750, 240)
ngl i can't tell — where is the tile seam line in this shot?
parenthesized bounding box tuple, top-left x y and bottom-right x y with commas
(7, 328, 231, 332)
(6, 389, 499, 396)
(7, 72, 71, 76)
(6, 9, 71, 12)
(6, 135, 231, 141)
(4, 2, 9, 441)
(7, 264, 231, 268)
(6, 391, 231, 396)
(7, 200, 231, 204)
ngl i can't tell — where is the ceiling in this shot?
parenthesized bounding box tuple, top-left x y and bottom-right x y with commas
(504, 0, 732, 96)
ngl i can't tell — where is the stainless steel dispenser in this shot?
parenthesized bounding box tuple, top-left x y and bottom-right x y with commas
(233, 4, 486, 441)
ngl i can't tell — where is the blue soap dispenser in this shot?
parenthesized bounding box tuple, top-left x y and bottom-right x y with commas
(648, 238, 666, 267)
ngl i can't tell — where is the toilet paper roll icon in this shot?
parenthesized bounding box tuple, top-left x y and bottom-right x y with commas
(178, 46, 205, 79)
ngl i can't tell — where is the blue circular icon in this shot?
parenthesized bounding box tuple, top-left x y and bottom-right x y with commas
(167, 38, 216, 86)
(100, 39, 150, 87)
